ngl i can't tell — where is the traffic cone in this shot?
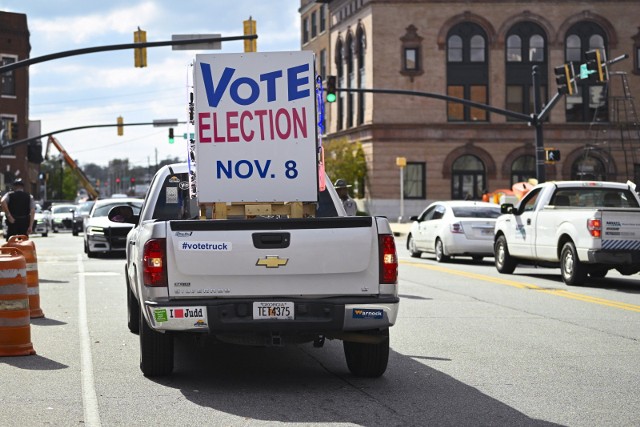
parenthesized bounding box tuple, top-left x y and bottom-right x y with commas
(0, 247, 35, 356)
(3, 235, 44, 318)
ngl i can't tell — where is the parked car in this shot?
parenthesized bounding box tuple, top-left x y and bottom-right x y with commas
(407, 201, 501, 262)
(72, 200, 95, 236)
(50, 203, 77, 232)
(83, 198, 143, 257)
(33, 203, 52, 237)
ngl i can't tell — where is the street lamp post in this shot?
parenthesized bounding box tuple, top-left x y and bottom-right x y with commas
(396, 157, 407, 223)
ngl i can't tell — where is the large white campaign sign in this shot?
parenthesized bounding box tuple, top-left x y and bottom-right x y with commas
(194, 51, 318, 203)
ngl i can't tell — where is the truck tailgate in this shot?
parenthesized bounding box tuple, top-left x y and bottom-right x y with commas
(601, 209, 640, 250)
(165, 217, 380, 298)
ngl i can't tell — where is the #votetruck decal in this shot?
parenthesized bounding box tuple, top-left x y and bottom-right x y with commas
(194, 51, 318, 203)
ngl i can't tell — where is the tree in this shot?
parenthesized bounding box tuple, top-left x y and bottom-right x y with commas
(323, 138, 367, 198)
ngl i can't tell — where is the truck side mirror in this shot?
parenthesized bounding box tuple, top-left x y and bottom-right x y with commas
(500, 203, 515, 214)
(409, 215, 419, 222)
(108, 205, 136, 224)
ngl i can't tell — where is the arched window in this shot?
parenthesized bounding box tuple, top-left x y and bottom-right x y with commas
(511, 155, 536, 185)
(345, 31, 355, 128)
(507, 35, 522, 62)
(357, 25, 366, 125)
(451, 155, 486, 200)
(564, 22, 608, 123)
(446, 23, 488, 122)
(505, 22, 548, 121)
(572, 156, 607, 180)
(335, 37, 344, 131)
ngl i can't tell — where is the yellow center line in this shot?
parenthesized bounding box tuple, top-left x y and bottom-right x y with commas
(401, 260, 640, 313)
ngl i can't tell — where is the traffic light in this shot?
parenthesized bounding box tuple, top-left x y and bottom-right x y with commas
(554, 64, 575, 95)
(584, 49, 606, 82)
(545, 149, 561, 163)
(243, 18, 257, 52)
(326, 75, 337, 103)
(168, 127, 175, 144)
(130, 177, 135, 184)
(134, 27, 147, 68)
(6, 121, 18, 141)
(117, 116, 124, 136)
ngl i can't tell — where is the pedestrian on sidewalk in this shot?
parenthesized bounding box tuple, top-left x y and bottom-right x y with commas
(1, 178, 35, 241)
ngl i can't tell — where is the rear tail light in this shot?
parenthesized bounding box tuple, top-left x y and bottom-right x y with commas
(143, 238, 167, 287)
(587, 218, 602, 238)
(450, 222, 464, 234)
(379, 234, 398, 284)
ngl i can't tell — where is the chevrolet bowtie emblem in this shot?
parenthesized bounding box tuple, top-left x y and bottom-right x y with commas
(256, 256, 289, 268)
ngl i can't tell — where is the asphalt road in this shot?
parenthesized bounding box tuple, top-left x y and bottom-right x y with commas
(1, 231, 639, 426)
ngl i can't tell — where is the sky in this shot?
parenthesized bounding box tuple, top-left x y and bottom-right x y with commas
(1, 0, 301, 168)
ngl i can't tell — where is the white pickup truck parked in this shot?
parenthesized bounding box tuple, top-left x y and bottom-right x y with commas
(494, 181, 640, 285)
(109, 163, 399, 377)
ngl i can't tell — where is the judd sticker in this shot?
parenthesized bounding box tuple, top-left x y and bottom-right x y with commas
(153, 306, 208, 328)
(352, 309, 384, 320)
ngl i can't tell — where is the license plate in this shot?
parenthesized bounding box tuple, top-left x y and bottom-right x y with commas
(253, 302, 294, 320)
(481, 229, 493, 235)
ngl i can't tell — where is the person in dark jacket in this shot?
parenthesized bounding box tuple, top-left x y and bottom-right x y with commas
(1, 178, 35, 241)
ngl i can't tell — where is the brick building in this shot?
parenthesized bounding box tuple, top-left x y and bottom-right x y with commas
(300, 0, 640, 219)
(0, 11, 35, 194)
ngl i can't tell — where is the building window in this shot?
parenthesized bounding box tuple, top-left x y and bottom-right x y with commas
(335, 38, 344, 131)
(303, 17, 309, 44)
(634, 27, 640, 74)
(319, 49, 326, 80)
(357, 24, 366, 125)
(572, 155, 607, 180)
(505, 22, 548, 121)
(346, 31, 354, 128)
(448, 35, 463, 62)
(1, 56, 17, 97)
(0, 116, 16, 155)
(565, 22, 608, 123)
(400, 25, 423, 80)
(311, 11, 317, 39)
(507, 35, 522, 62)
(404, 162, 426, 199)
(446, 23, 488, 122)
(404, 48, 418, 70)
(511, 155, 536, 185)
(451, 155, 486, 200)
(320, 5, 327, 33)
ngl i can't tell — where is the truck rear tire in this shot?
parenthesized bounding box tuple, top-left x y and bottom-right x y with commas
(407, 235, 422, 258)
(127, 281, 140, 334)
(561, 242, 587, 286)
(139, 309, 174, 377)
(343, 329, 389, 378)
(494, 235, 516, 274)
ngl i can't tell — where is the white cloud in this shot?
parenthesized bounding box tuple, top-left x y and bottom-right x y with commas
(30, 2, 160, 45)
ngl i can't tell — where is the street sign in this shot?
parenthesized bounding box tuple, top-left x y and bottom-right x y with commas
(152, 119, 179, 127)
(171, 34, 221, 51)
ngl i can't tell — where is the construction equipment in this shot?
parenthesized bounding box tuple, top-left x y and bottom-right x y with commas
(45, 135, 99, 200)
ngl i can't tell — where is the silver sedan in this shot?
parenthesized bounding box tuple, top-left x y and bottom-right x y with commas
(406, 201, 501, 262)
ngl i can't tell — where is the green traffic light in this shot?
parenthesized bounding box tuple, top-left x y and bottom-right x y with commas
(326, 93, 337, 103)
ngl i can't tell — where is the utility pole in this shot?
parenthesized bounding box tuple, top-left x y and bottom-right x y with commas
(532, 65, 546, 183)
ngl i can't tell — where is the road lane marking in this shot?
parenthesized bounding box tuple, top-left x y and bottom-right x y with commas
(401, 260, 640, 313)
(77, 255, 102, 427)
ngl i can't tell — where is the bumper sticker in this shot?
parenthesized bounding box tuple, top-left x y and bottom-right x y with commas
(352, 308, 384, 319)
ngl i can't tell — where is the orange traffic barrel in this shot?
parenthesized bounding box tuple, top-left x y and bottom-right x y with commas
(0, 247, 35, 356)
(3, 235, 44, 318)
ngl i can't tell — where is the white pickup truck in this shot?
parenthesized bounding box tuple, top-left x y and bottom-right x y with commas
(494, 181, 640, 285)
(109, 163, 399, 377)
